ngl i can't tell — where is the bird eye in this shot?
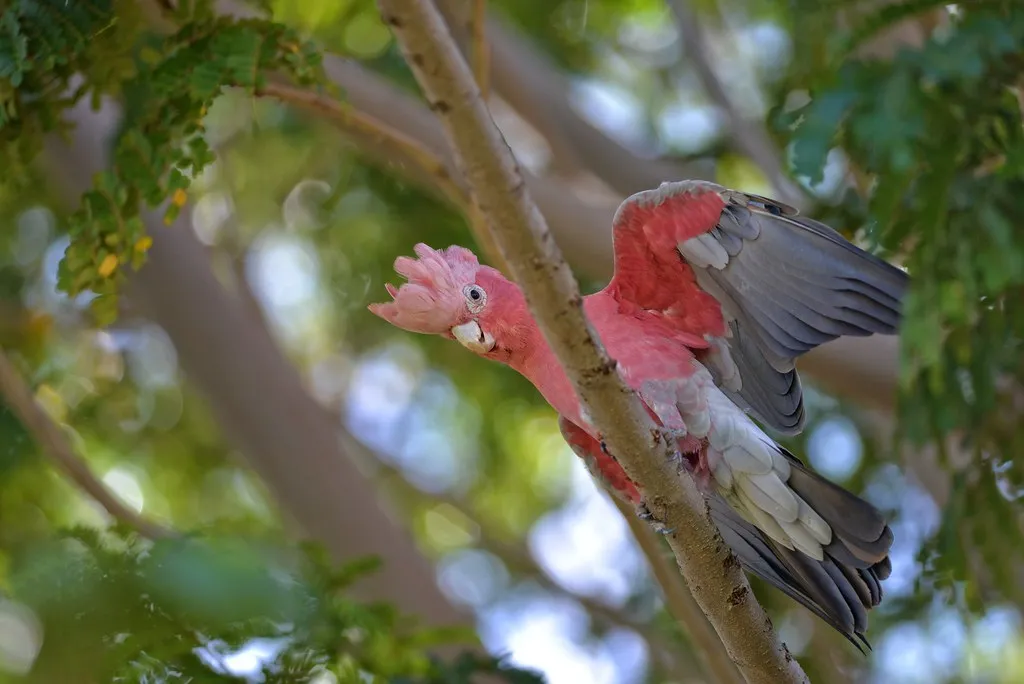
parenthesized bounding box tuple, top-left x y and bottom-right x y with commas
(463, 284, 487, 313)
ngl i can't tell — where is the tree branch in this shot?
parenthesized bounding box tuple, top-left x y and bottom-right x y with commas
(0, 347, 175, 540)
(665, 0, 806, 209)
(258, 81, 471, 213)
(374, 0, 808, 681)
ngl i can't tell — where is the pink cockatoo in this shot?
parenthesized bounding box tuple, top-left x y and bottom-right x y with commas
(369, 180, 904, 648)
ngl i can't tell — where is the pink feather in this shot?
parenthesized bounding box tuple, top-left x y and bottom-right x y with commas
(368, 243, 480, 334)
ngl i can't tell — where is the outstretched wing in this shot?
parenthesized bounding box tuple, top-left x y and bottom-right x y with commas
(606, 180, 908, 434)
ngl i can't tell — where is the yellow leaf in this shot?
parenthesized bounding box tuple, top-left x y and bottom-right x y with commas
(35, 384, 66, 423)
(98, 253, 118, 278)
(134, 236, 153, 253)
(172, 188, 188, 207)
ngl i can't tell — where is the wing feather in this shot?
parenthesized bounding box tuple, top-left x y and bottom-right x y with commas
(607, 180, 909, 435)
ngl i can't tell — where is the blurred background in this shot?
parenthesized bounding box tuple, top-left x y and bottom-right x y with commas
(1, 0, 1023, 682)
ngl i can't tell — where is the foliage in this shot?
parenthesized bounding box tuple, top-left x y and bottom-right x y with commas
(1, 0, 325, 325)
(2, 0, 1024, 682)
(775, 1, 1024, 611)
(2, 527, 541, 683)
(0, 0, 144, 182)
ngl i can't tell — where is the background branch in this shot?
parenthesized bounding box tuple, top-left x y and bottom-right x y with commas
(374, 0, 808, 681)
(0, 348, 175, 540)
(42, 95, 477, 638)
(665, 0, 806, 209)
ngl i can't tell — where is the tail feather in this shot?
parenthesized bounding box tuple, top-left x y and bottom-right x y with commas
(779, 444, 893, 567)
(707, 440, 893, 650)
(709, 490, 891, 651)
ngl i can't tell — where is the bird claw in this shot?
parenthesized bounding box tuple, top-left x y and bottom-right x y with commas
(636, 502, 675, 536)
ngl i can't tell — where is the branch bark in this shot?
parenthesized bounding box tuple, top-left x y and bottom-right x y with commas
(43, 95, 475, 637)
(0, 347, 175, 540)
(374, 0, 808, 681)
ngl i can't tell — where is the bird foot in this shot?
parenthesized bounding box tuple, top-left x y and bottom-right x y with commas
(636, 502, 675, 535)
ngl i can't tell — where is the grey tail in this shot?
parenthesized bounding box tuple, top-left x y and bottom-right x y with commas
(709, 445, 893, 650)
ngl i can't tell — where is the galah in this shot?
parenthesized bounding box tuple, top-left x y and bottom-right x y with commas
(369, 180, 905, 648)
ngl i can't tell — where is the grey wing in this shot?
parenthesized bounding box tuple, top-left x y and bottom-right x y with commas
(676, 186, 909, 435)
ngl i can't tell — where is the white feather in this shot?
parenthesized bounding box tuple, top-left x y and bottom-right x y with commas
(722, 444, 772, 475)
(778, 518, 825, 560)
(795, 494, 832, 545)
(738, 495, 794, 550)
(710, 450, 733, 489)
(736, 471, 799, 522)
(679, 234, 729, 270)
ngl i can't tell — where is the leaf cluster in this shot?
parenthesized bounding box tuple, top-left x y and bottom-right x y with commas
(0, 0, 327, 325)
(778, 0, 1024, 610)
(782, 4, 1024, 442)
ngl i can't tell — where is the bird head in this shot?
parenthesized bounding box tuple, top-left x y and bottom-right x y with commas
(369, 243, 528, 357)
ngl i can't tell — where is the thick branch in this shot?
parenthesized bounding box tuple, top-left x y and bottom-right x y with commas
(0, 348, 174, 540)
(374, 0, 808, 681)
(665, 0, 806, 208)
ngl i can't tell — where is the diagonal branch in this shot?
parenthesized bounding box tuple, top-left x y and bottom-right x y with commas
(664, 0, 806, 209)
(0, 348, 175, 540)
(256, 81, 508, 271)
(373, 0, 809, 682)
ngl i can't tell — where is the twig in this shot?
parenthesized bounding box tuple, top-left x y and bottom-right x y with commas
(255, 81, 509, 272)
(0, 347, 175, 540)
(613, 497, 745, 684)
(374, 0, 809, 682)
(665, 0, 806, 209)
(470, 0, 490, 98)
(257, 82, 469, 212)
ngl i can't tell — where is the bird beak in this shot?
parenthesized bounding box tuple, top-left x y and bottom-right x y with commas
(451, 321, 495, 353)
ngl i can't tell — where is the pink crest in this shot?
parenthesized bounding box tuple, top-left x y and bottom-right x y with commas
(368, 243, 481, 334)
